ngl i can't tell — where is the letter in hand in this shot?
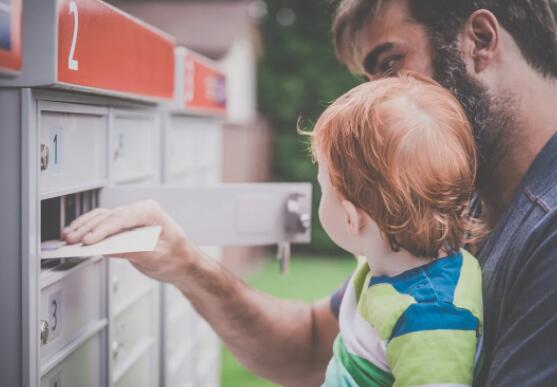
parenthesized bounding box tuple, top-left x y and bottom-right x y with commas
(61, 200, 200, 285)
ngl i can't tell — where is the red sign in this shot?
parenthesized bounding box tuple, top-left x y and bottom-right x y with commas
(57, 0, 175, 100)
(184, 51, 226, 115)
(0, 0, 22, 74)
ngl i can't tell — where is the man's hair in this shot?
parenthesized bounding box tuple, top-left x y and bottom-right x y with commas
(332, 0, 557, 77)
(311, 73, 482, 258)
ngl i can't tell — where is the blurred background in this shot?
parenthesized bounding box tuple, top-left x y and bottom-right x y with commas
(107, 0, 360, 385)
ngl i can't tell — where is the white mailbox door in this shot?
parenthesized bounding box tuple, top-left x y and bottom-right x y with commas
(99, 183, 312, 247)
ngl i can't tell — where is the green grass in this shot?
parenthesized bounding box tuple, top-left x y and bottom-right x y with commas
(220, 254, 356, 387)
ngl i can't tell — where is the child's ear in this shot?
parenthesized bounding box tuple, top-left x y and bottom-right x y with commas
(341, 200, 365, 235)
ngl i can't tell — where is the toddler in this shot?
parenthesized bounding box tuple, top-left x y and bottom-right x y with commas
(311, 74, 483, 387)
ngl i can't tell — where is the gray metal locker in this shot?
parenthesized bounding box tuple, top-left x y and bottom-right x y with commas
(0, 2, 312, 387)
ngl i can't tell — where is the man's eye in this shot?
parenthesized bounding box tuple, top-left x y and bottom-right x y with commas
(379, 56, 401, 76)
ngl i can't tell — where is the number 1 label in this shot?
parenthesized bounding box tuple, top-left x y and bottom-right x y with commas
(48, 127, 63, 173)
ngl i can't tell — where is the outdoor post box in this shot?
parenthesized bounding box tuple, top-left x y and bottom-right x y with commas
(0, 1, 313, 387)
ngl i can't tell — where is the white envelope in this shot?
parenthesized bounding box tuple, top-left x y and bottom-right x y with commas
(41, 225, 162, 259)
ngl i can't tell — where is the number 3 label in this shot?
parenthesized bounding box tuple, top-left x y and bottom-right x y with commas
(68, 1, 79, 71)
(48, 290, 63, 341)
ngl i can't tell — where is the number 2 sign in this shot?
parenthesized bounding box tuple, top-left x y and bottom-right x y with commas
(57, 0, 175, 99)
(67, 1, 78, 71)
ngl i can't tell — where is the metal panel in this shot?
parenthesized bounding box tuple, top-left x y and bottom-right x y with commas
(164, 115, 219, 181)
(100, 183, 312, 246)
(39, 258, 106, 365)
(0, 87, 23, 387)
(110, 259, 155, 315)
(111, 288, 158, 385)
(113, 348, 152, 387)
(107, 125, 162, 387)
(22, 87, 40, 387)
(109, 109, 159, 184)
(40, 331, 107, 387)
(38, 101, 109, 198)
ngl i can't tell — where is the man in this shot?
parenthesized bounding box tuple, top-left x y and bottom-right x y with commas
(64, 1, 557, 385)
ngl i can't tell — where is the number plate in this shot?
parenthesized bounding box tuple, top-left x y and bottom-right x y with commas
(48, 127, 63, 173)
(48, 290, 62, 341)
(57, 0, 175, 99)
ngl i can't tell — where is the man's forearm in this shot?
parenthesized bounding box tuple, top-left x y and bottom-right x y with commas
(174, 250, 337, 387)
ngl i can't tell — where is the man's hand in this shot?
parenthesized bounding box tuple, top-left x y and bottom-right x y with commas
(61, 200, 197, 285)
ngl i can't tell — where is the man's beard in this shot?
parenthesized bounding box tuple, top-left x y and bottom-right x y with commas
(429, 38, 517, 189)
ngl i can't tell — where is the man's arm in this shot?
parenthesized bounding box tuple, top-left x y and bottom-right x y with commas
(482, 227, 557, 386)
(62, 201, 339, 386)
(178, 256, 339, 386)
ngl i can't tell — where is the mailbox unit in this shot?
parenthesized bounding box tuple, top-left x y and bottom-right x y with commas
(0, 1, 312, 387)
(159, 47, 227, 387)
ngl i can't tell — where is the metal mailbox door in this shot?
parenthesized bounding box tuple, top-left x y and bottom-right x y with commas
(99, 183, 312, 247)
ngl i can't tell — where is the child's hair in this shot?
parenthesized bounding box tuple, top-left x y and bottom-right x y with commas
(310, 72, 483, 258)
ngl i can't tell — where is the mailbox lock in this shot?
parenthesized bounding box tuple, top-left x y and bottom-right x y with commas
(285, 193, 310, 234)
(40, 320, 49, 345)
(112, 340, 122, 359)
(113, 132, 125, 160)
(112, 275, 120, 294)
(40, 144, 49, 171)
(278, 193, 311, 274)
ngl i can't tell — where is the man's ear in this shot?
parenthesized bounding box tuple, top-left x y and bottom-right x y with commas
(341, 200, 365, 235)
(462, 9, 500, 73)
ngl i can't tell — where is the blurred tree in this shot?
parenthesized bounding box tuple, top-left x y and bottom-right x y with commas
(256, 0, 359, 254)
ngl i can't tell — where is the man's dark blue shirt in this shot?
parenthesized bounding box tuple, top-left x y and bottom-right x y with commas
(474, 132, 557, 386)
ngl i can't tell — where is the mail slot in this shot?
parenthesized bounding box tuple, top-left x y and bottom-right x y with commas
(40, 331, 106, 387)
(114, 349, 153, 387)
(39, 257, 106, 364)
(111, 288, 158, 379)
(164, 115, 221, 183)
(167, 355, 194, 387)
(39, 102, 108, 197)
(165, 301, 194, 363)
(111, 110, 159, 184)
(110, 259, 156, 315)
(193, 317, 220, 386)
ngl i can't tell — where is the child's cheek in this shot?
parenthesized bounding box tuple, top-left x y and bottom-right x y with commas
(318, 193, 337, 239)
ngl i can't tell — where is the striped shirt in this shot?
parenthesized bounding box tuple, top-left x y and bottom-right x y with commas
(323, 250, 483, 387)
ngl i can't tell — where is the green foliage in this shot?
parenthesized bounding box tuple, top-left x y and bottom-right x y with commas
(257, 0, 360, 254)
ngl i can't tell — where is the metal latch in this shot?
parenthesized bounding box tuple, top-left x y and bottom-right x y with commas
(40, 320, 49, 345)
(277, 193, 311, 274)
(40, 144, 49, 171)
